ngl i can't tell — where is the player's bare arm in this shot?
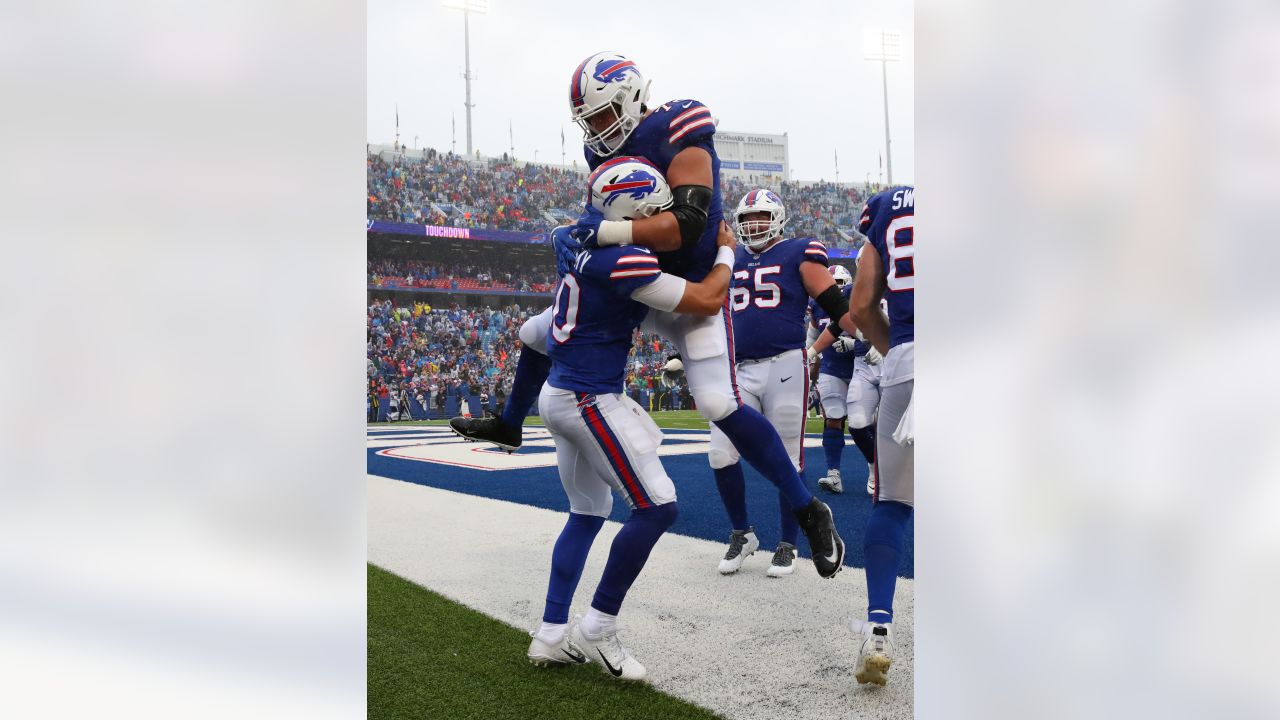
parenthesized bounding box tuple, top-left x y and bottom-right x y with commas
(673, 220, 734, 314)
(626, 146, 714, 253)
(851, 244, 891, 354)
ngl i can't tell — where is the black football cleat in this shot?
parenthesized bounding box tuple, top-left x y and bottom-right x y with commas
(793, 498, 845, 578)
(448, 415, 523, 453)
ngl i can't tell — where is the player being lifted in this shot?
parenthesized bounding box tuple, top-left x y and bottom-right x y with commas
(805, 259, 884, 496)
(847, 186, 915, 687)
(451, 51, 849, 578)
(526, 159, 735, 681)
(710, 189, 854, 578)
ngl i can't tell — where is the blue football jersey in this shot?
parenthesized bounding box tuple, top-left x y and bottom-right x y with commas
(547, 246, 662, 395)
(730, 237, 828, 361)
(858, 186, 915, 348)
(586, 99, 722, 282)
(808, 284, 857, 379)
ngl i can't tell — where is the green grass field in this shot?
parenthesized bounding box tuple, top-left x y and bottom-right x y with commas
(368, 564, 724, 720)
(370, 409, 831, 434)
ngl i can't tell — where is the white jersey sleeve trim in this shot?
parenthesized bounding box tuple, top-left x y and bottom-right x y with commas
(629, 273, 687, 312)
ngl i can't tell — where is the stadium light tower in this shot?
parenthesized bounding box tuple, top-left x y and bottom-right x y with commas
(443, 0, 489, 156)
(863, 29, 902, 185)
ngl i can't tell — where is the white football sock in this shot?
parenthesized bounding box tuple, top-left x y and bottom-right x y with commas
(535, 622, 567, 645)
(580, 608, 617, 639)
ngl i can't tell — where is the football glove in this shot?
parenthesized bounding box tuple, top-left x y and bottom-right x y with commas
(569, 205, 605, 248)
(551, 225, 582, 278)
(863, 347, 883, 365)
(832, 336, 857, 353)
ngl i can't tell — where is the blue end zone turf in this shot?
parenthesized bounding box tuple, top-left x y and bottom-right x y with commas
(368, 427, 913, 577)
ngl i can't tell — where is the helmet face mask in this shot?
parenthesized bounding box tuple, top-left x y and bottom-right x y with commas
(570, 52, 650, 157)
(733, 189, 787, 252)
(575, 99, 633, 156)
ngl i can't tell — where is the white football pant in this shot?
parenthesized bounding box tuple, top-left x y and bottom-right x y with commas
(817, 373, 850, 420)
(539, 385, 676, 515)
(872, 342, 914, 506)
(846, 357, 883, 430)
(707, 348, 808, 471)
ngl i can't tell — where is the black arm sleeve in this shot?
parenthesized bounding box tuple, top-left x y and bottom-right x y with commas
(668, 185, 712, 250)
(814, 286, 850, 339)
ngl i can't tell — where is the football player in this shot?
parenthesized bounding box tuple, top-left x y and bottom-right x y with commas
(452, 52, 848, 578)
(709, 189, 852, 578)
(847, 186, 915, 687)
(807, 256, 884, 496)
(805, 265, 858, 493)
(527, 159, 737, 681)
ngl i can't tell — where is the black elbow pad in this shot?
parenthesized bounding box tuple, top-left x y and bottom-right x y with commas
(815, 286, 850, 337)
(669, 185, 712, 249)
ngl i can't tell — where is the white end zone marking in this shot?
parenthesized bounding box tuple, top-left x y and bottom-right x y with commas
(370, 425, 828, 471)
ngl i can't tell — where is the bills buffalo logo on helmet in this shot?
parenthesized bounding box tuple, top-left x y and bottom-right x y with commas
(745, 189, 782, 207)
(601, 169, 658, 206)
(592, 59, 636, 84)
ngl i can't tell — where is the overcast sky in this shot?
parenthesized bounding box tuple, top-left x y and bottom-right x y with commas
(368, 0, 913, 184)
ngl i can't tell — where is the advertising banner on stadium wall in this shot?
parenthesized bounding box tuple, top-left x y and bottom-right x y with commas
(367, 219, 547, 245)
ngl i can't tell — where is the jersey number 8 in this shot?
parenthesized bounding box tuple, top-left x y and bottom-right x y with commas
(730, 265, 782, 311)
(885, 217, 914, 292)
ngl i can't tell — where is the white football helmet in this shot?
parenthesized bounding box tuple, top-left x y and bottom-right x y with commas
(588, 157, 673, 221)
(734, 188, 787, 252)
(830, 264, 852, 289)
(569, 52, 651, 157)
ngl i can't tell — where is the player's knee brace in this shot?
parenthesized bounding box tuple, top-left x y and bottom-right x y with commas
(692, 389, 737, 422)
(518, 316, 549, 355)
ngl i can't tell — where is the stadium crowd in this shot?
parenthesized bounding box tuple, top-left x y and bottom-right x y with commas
(367, 148, 870, 250)
(368, 149, 583, 232)
(367, 257, 558, 294)
(367, 298, 682, 419)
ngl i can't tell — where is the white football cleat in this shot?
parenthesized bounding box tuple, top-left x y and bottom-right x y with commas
(766, 542, 796, 577)
(527, 629, 587, 667)
(569, 622, 646, 681)
(818, 468, 844, 494)
(866, 465, 877, 496)
(717, 528, 759, 574)
(852, 619, 895, 686)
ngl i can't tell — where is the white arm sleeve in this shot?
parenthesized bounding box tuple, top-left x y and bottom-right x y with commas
(629, 273, 687, 312)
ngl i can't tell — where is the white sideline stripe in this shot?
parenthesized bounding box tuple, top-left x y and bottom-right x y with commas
(367, 475, 914, 720)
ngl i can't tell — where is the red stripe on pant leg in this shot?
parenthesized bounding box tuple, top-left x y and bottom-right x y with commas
(799, 355, 807, 472)
(722, 295, 742, 405)
(872, 433, 880, 503)
(583, 404, 651, 509)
